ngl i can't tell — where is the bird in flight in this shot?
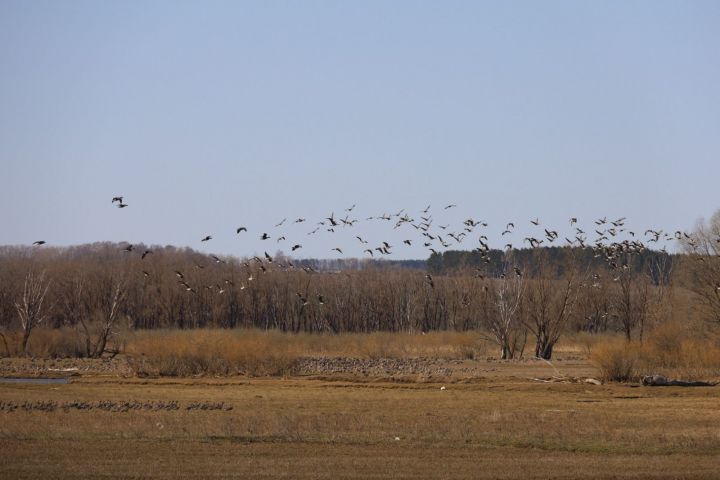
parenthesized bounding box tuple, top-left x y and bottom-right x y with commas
(236, 227, 247, 234)
(531, 218, 540, 226)
(332, 247, 343, 254)
(444, 204, 456, 210)
(261, 233, 270, 240)
(141, 250, 152, 259)
(292, 244, 302, 251)
(116, 203, 128, 208)
(275, 218, 287, 227)
(201, 235, 212, 242)
(32, 240, 46, 246)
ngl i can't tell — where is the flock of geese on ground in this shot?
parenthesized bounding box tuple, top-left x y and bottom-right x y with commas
(26, 195, 716, 299)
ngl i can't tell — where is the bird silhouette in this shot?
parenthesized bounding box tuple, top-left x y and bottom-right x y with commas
(32, 241, 46, 246)
(201, 236, 212, 242)
(236, 227, 247, 234)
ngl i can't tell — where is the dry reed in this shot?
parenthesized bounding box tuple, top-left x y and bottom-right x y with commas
(125, 329, 491, 376)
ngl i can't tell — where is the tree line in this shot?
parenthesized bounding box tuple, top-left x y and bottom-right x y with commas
(0, 211, 718, 361)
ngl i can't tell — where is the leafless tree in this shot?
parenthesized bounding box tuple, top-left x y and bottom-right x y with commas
(612, 265, 649, 341)
(486, 268, 526, 359)
(14, 270, 52, 354)
(682, 210, 720, 323)
(523, 250, 582, 359)
(91, 275, 127, 357)
(647, 253, 675, 332)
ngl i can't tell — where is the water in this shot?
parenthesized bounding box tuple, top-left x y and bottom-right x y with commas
(0, 377, 70, 384)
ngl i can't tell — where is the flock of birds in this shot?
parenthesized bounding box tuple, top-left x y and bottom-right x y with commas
(26, 195, 716, 299)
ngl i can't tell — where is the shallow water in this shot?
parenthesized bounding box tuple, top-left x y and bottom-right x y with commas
(0, 377, 70, 384)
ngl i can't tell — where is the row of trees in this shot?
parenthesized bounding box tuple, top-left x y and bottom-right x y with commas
(0, 211, 717, 360)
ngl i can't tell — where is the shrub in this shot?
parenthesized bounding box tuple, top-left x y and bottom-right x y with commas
(590, 338, 639, 382)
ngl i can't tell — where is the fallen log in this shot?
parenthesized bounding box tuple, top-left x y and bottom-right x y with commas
(641, 374, 717, 387)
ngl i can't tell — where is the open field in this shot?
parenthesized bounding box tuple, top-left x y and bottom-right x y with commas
(2, 356, 720, 479)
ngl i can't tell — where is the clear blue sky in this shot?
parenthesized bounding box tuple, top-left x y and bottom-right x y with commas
(1, 1, 719, 259)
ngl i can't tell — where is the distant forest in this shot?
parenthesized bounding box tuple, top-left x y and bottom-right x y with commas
(427, 247, 674, 284)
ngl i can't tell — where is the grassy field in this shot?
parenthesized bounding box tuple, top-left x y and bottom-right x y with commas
(2, 360, 720, 479)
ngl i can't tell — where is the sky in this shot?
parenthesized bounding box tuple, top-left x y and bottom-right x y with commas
(1, 1, 719, 260)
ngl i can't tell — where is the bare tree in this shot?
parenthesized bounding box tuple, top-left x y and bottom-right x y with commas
(14, 270, 52, 354)
(612, 265, 649, 341)
(524, 250, 582, 359)
(90, 276, 127, 357)
(486, 268, 526, 359)
(647, 253, 675, 331)
(682, 210, 720, 323)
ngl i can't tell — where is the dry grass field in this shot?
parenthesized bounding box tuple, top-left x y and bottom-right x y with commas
(2, 353, 720, 479)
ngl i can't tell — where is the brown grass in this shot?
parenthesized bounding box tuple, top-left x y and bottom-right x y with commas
(591, 323, 720, 381)
(0, 328, 85, 358)
(125, 329, 493, 377)
(2, 373, 720, 479)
